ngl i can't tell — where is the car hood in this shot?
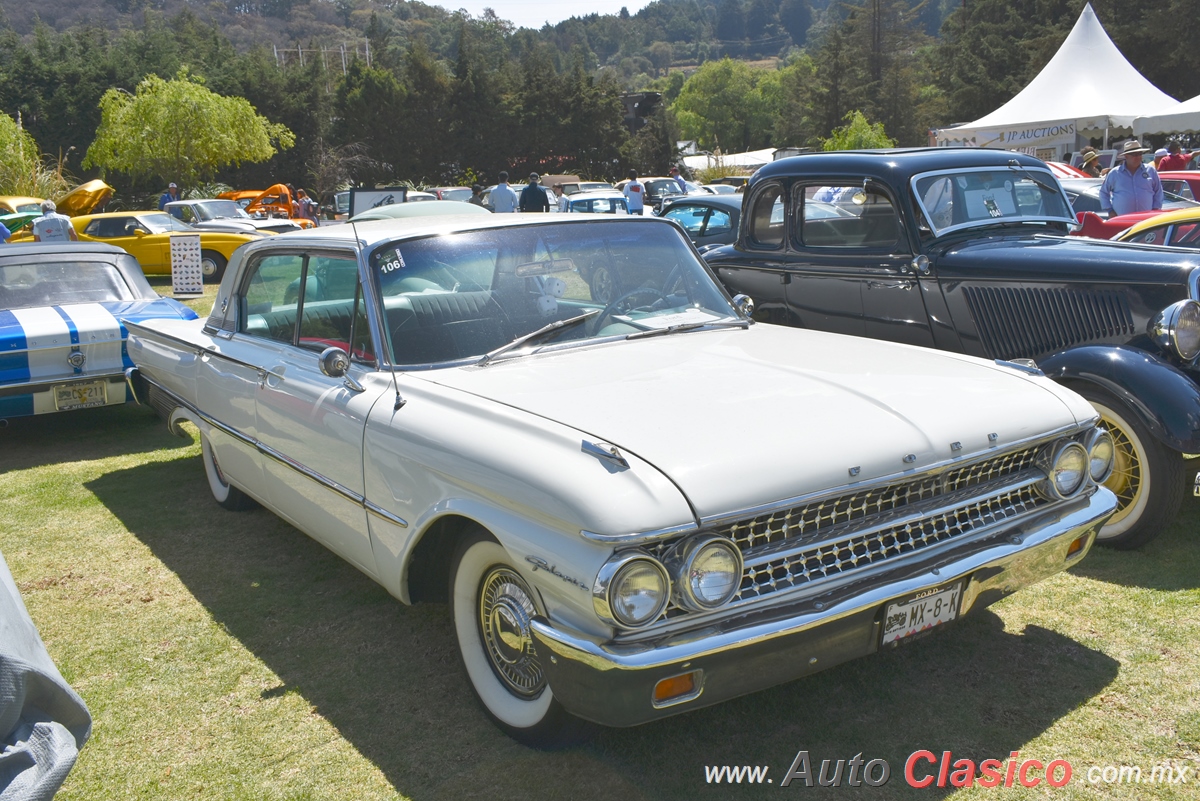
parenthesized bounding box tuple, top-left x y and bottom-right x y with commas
(419, 324, 1090, 519)
(0, 299, 196, 386)
(934, 231, 1200, 283)
(56, 180, 113, 217)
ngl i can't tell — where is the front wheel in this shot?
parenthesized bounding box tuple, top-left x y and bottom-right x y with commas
(450, 530, 591, 747)
(1077, 387, 1183, 549)
(200, 250, 227, 284)
(200, 432, 257, 511)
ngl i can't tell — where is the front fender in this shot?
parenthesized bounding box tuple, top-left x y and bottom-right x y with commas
(1039, 345, 1200, 452)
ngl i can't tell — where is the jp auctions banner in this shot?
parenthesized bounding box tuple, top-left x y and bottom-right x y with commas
(170, 233, 204, 296)
(937, 119, 1077, 150)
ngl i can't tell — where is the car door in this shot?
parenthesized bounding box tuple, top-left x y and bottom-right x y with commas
(242, 249, 387, 575)
(789, 183, 934, 347)
(84, 216, 168, 274)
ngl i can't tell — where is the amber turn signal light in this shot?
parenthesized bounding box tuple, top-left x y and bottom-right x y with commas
(1066, 534, 1088, 558)
(653, 670, 702, 706)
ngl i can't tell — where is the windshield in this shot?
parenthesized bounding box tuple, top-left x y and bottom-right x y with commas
(369, 220, 738, 366)
(0, 261, 132, 308)
(912, 166, 1075, 236)
(195, 200, 249, 221)
(139, 213, 196, 233)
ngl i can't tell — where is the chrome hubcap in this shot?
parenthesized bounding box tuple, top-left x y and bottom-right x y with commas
(479, 567, 544, 697)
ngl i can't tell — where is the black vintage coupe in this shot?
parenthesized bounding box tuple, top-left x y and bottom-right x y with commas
(704, 148, 1200, 548)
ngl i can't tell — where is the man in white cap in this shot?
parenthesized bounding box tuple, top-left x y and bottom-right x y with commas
(31, 200, 78, 242)
(158, 182, 180, 210)
(1099, 140, 1162, 218)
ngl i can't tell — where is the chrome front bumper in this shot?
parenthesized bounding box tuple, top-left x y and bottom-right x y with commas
(530, 487, 1116, 728)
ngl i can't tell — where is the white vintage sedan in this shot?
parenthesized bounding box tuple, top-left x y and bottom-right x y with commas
(125, 214, 1117, 745)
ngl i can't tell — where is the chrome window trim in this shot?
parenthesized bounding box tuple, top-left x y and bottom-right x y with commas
(141, 376, 408, 528)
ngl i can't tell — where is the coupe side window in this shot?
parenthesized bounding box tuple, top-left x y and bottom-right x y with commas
(1169, 223, 1200, 246)
(298, 256, 375, 362)
(748, 186, 785, 248)
(664, 205, 707, 235)
(705, 208, 733, 235)
(798, 186, 900, 249)
(241, 254, 305, 344)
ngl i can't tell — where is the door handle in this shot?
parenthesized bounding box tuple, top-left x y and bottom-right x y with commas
(866, 280, 915, 290)
(257, 367, 285, 388)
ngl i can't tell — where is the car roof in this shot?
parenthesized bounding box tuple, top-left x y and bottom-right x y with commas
(0, 242, 129, 258)
(241, 212, 674, 252)
(662, 194, 742, 211)
(752, 147, 1053, 187)
(75, 210, 168, 220)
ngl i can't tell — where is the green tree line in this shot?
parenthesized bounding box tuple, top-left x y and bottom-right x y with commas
(1, 0, 1198, 202)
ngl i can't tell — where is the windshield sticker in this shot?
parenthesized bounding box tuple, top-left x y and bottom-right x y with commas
(983, 196, 1003, 218)
(379, 250, 406, 274)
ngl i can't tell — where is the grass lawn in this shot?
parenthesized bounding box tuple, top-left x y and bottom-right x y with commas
(1, 283, 1198, 799)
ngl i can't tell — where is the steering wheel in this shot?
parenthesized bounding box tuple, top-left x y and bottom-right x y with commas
(594, 286, 668, 332)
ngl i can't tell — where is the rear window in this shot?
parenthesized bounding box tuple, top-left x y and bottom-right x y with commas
(0, 261, 132, 309)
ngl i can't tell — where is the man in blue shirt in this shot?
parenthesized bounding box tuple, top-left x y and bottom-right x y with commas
(489, 172, 519, 213)
(1100, 140, 1163, 217)
(158, 183, 180, 210)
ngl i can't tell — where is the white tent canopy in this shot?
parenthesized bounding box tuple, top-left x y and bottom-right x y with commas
(682, 148, 777, 173)
(1134, 93, 1200, 136)
(936, 3, 1177, 151)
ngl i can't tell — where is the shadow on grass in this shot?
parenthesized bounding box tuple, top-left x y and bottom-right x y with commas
(1069, 495, 1200, 592)
(88, 457, 1120, 801)
(1, 403, 189, 474)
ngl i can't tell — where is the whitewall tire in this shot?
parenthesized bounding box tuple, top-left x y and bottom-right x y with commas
(200, 432, 257, 511)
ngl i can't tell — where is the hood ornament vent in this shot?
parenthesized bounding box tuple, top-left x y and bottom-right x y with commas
(582, 439, 629, 469)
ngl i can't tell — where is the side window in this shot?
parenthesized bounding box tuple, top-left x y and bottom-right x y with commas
(748, 185, 785, 248)
(664, 205, 707, 235)
(241, 254, 306, 344)
(1128, 227, 1166, 245)
(298, 256, 376, 362)
(1169, 223, 1200, 246)
(704, 208, 732, 236)
(799, 186, 899, 249)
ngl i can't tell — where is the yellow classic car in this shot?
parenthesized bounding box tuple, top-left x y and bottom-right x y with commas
(0, 196, 45, 215)
(68, 211, 259, 283)
(1114, 207, 1200, 248)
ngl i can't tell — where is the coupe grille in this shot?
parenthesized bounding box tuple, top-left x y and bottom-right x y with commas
(963, 286, 1135, 360)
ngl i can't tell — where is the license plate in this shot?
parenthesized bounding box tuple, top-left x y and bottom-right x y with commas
(881, 582, 962, 645)
(53, 380, 108, 411)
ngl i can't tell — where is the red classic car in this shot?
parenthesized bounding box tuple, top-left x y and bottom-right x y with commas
(1157, 171, 1200, 202)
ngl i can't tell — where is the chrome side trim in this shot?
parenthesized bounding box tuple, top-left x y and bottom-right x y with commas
(123, 319, 276, 376)
(141, 376, 408, 528)
(580, 522, 699, 546)
(697, 423, 1086, 530)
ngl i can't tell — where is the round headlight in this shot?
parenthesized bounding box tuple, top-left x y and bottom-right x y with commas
(667, 536, 743, 611)
(1050, 442, 1088, 498)
(1151, 299, 1200, 361)
(1087, 429, 1115, 484)
(608, 558, 670, 628)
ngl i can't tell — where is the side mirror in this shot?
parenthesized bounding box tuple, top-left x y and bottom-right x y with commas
(910, 254, 931, 275)
(319, 347, 351, 378)
(732, 293, 755, 319)
(320, 347, 365, 392)
(134, 230, 146, 238)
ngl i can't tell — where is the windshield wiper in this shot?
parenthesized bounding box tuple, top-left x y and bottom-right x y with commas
(476, 309, 601, 367)
(1006, 160, 1064, 197)
(625, 318, 750, 340)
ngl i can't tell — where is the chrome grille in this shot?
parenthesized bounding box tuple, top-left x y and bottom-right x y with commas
(963, 286, 1135, 361)
(736, 482, 1046, 601)
(717, 446, 1040, 552)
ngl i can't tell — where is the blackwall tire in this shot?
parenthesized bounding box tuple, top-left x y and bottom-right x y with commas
(1078, 387, 1183, 549)
(449, 529, 592, 747)
(200, 432, 257, 511)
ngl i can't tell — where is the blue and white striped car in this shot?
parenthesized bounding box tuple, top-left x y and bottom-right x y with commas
(0, 243, 197, 422)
